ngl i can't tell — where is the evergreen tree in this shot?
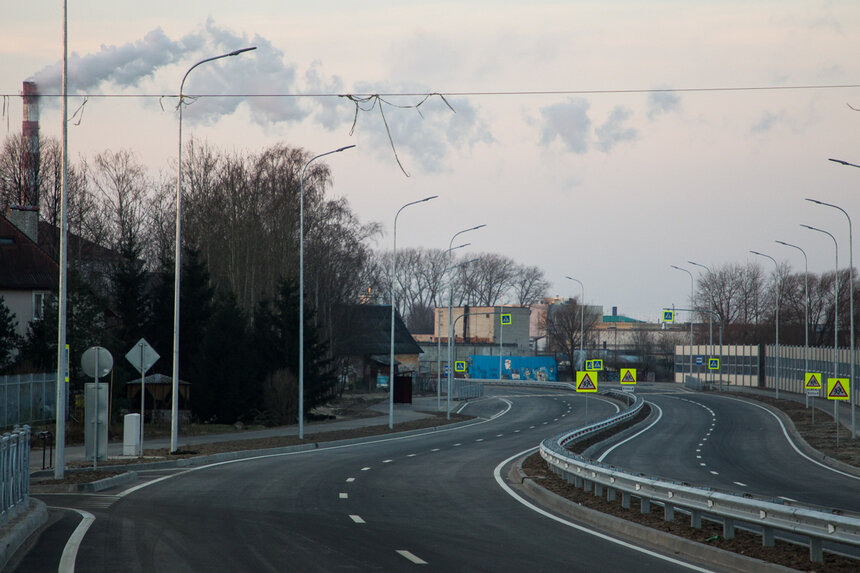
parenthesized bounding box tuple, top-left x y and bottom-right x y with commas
(0, 296, 22, 373)
(190, 291, 257, 423)
(111, 233, 150, 347)
(254, 279, 336, 422)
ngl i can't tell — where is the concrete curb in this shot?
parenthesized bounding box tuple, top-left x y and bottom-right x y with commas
(30, 418, 477, 478)
(507, 458, 798, 573)
(0, 499, 47, 572)
(32, 471, 140, 494)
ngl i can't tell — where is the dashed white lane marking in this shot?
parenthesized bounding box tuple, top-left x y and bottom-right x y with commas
(696, 455, 701, 459)
(349, 515, 366, 524)
(396, 550, 428, 565)
(407, 454, 417, 457)
(346, 477, 355, 483)
(496, 434, 504, 437)
(383, 459, 393, 463)
(453, 443, 462, 447)
(542, 422, 548, 425)
(529, 425, 536, 429)
(339, 493, 348, 499)
(699, 463, 706, 467)
(734, 481, 747, 487)
(475, 438, 484, 442)
(514, 430, 521, 433)
(431, 448, 440, 452)
(361, 467, 371, 471)
(695, 449, 701, 453)
(709, 471, 719, 475)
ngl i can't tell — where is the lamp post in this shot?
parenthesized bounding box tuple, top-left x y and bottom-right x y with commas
(298, 144, 355, 439)
(446, 225, 486, 419)
(172, 46, 256, 453)
(437, 256, 476, 410)
(565, 277, 585, 374)
(688, 261, 713, 386)
(750, 251, 780, 400)
(670, 265, 695, 380)
(55, 0, 69, 479)
(775, 240, 809, 403)
(390, 196, 438, 429)
(807, 196, 855, 438)
(802, 224, 840, 435)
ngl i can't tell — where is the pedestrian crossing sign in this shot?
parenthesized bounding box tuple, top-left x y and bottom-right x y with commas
(663, 309, 674, 323)
(500, 313, 512, 325)
(708, 358, 719, 370)
(620, 368, 637, 385)
(454, 361, 467, 373)
(805, 372, 822, 390)
(827, 378, 850, 400)
(585, 359, 603, 371)
(576, 371, 598, 392)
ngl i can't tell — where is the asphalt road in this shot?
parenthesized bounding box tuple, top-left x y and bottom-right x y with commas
(594, 388, 860, 511)
(20, 388, 715, 572)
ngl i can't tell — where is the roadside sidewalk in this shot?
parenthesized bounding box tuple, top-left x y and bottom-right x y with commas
(29, 395, 447, 473)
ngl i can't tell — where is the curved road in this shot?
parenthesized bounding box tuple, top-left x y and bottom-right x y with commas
(595, 387, 860, 511)
(21, 388, 714, 572)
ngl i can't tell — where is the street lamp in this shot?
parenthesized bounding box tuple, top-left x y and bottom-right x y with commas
(688, 261, 714, 386)
(446, 225, 486, 419)
(565, 277, 585, 375)
(172, 46, 256, 453)
(437, 256, 477, 410)
(670, 265, 695, 380)
(750, 251, 780, 400)
(775, 240, 809, 403)
(390, 196, 438, 429)
(298, 144, 355, 439)
(807, 196, 855, 438)
(802, 224, 840, 431)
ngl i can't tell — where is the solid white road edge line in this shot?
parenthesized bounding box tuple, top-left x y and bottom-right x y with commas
(718, 395, 860, 481)
(58, 509, 95, 573)
(596, 402, 663, 463)
(116, 397, 515, 499)
(349, 514, 365, 524)
(493, 447, 714, 573)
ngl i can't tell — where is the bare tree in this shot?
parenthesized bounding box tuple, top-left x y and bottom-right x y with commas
(543, 298, 600, 379)
(511, 265, 550, 306)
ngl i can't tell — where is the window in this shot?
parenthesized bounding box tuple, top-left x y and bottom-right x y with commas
(33, 292, 45, 320)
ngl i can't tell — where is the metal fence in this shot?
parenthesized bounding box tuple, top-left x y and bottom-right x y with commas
(1, 373, 56, 429)
(1, 425, 31, 524)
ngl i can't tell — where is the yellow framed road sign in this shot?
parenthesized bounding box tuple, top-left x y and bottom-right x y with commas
(827, 378, 850, 400)
(708, 358, 719, 370)
(585, 359, 603, 371)
(805, 372, 822, 390)
(620, 368, 637, 385)
(663, 309, 674, 323)
(454, 361, 467, 373)
(576, 371, 598, 393)
(500, 313, 512, 325)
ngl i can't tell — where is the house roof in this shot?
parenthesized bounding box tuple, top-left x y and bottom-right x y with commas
(38, 220, 122, 265)
(333, 304, 423, 356)
(0, 214, 59, 290)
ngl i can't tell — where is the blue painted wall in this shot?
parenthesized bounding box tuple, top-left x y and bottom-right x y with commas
(469, 355, 557, 381)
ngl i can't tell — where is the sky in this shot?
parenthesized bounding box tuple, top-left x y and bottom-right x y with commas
(3, 0, 860, 321)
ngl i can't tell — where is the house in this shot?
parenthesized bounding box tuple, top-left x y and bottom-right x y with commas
(0, 211, 58, 338)
(332, 304, 423, 393)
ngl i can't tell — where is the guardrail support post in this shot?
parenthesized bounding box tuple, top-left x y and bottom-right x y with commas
(607, 487, 616, 502)
(690, 509, 702, 529)
(762, 527, 774, 547)
(583, 479, 592, 492)
(809, 537, 823, 563)
(723, 517, 735, 539)
(621, 491, 631, 509)
(575, 475, 583, 488)
(640, 498, 650, 514)
(594, 483, 603, 497)
(664, 503, 675, 522)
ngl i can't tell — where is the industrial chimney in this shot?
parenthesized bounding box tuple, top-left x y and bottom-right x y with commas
(6, 81, 40, 242)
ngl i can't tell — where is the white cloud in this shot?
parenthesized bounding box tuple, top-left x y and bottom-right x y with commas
(539, 98, 591, 154)
(647, 90, 681, 120)
(595, 106, 638, 152)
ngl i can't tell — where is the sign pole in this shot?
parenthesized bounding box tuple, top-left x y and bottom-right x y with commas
(93, 351, 99, 470)
(140, 342, 145, 457)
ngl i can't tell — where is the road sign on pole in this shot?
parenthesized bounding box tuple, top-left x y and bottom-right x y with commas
(620, 368, 637, 385)
(708, 358, 719, 370)
(576, 371, 598, 392)
(126, 338, 160, 457)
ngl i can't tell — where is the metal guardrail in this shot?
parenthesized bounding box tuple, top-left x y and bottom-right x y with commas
(1, 425, 31, 524)
(538, 393, 860, 563)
